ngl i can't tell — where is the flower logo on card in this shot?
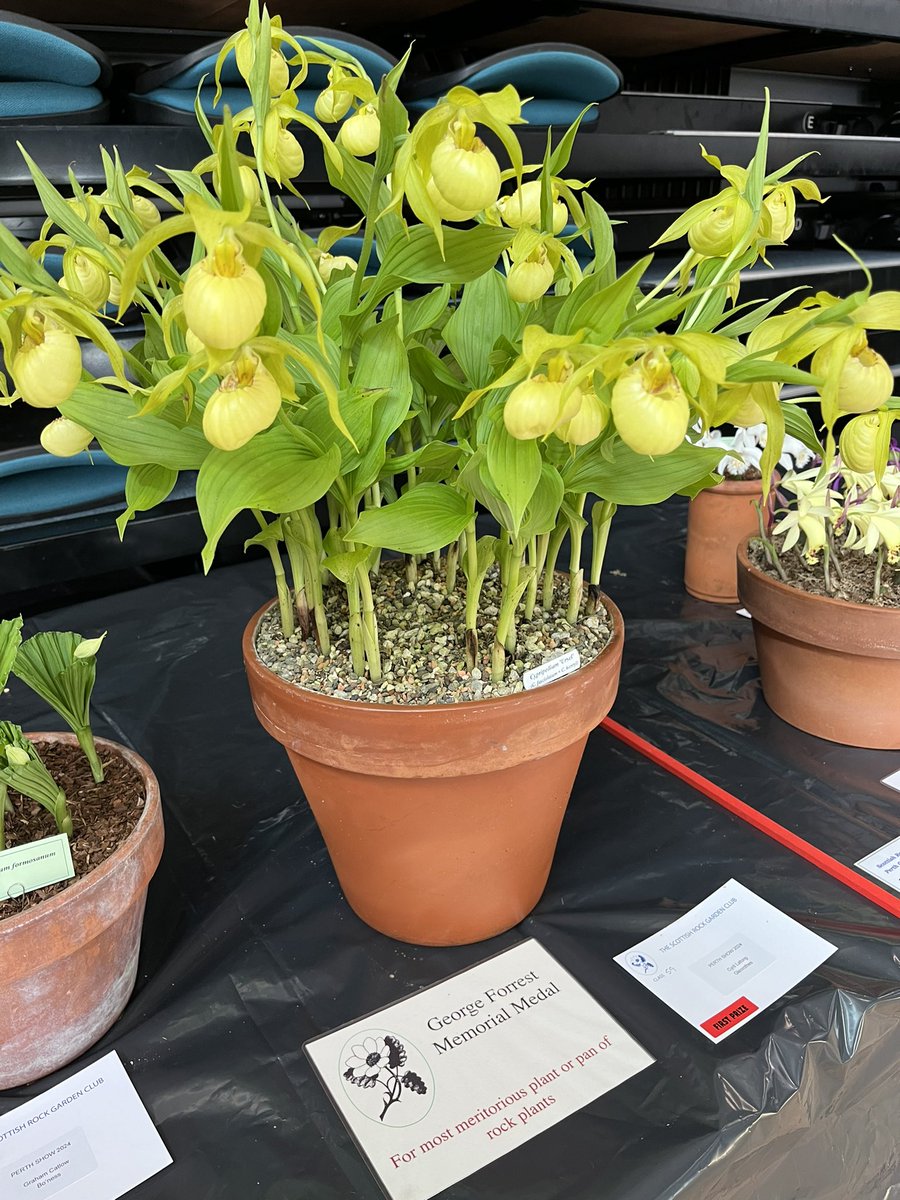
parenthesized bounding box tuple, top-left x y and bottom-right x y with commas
(626, 953, 657, 976)
(340, 1030, 434, 1126)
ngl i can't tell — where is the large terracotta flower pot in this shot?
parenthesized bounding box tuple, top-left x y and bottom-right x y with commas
(0, 734, 164, 1090)
(243, 597, 624, 946)
(737, 538, 900, 749)
(685, 478, 763, 604)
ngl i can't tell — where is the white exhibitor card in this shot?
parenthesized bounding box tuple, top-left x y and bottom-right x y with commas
(614, 880, 837, 1043)
(304, 939, 653, 1200)
(0, 1051, 171, 1199)
(856, 834, 900, 891)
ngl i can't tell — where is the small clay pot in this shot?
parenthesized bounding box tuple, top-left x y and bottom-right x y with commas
(738, 538, 900, 749)
(243, 598, 624, 946)
(0, 734, 164, 1089)
(685, 478, 763, 605)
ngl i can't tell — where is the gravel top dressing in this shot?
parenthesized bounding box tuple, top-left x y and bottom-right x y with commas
(256, 558, 613, 704)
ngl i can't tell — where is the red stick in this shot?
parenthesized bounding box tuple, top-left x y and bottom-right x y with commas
(601, 716, 900, 920)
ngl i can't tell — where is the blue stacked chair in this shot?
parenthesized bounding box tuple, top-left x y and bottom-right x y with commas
(0, 11, 110, 123)
(130, 27, 396, 124)
(402, 43, 622, 128)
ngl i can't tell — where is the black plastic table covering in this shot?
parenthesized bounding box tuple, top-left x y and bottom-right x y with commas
(1, 498, 899, 1200)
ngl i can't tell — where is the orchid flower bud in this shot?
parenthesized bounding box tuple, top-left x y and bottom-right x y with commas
(131, 193, 160, 232)
(763, 185, 796, 243)
(813, 333, 894, 414)
(725, 383, 766, 427)
(61, 252, 110, 310)
(12, 310, 82, 408)
(429, 113, 501, 214)
(340, 105, 381, 157)
(317, 252, 357, 284)
(315, 69, 353, 123)
(499, 180, 567, 234)
(203, 349, 282, 451)
(840, 412, 881, 473)
(253, 111, 304, 181)
(235, 33, 289, 95)
(506, 248, 554, 303)
(40, 416, 93, 457)
(611, 348, 690, 456)
(503, 374, 564, 440)
(182, 230, 267, 350)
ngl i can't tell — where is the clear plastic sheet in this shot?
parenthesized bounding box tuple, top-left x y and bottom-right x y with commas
(1, 539, 898, 1199)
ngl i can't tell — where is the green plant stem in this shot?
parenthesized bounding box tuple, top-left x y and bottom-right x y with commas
(464, 519, 480, 670)
(76, 726, 104, 785)
(284, 520, 312, 639)
(635, 250, 693, 310)
(369, 484, 383, 575)
(754, 501, 788, 582)
(680, 242, 743, 333)
(492, 546, 521, 684)
(269, 544, 295, 637)
(0, 782, 9, 852)
(446, 539, 459, 593)
(297, 507, 330, 653)
(567, 495, 587, 624)
(524, 536, 541, 619)
(346, 577, 366, 678)
(356, 566, 382, 682)
(874, 546, 885, 601)
(542, 520, 567, 611)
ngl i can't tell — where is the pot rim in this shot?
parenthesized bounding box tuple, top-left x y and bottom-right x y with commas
(737, 535, 900, 620)
(242, 590, 625, 718)
(701, 476, 764, 495)
(0, 733, 161, 938)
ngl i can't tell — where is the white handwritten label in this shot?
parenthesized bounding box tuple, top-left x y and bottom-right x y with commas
(855, 834, 900, 892)
(0, 1052, 171, 1199)
(614, 880, 836, 1042)
(305, 939, 652, 1200)
(523, 650, 581, 691)
(0, 835, 74, 900)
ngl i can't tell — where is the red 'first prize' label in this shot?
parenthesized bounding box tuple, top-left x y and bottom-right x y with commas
(700, 997, 758, 1038)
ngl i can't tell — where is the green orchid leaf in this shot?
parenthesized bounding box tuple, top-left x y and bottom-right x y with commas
(13, 630, 101, 779)
(61, 384, 210, 470)
(347, 483, 471, 555)
(0, 617, 23, 692)
(562, 438, 726, 504)
(445, 269, 519, 389)
(196, 428, 341, 571)
(783, 402, 825, 458)
(351, 318, 413, 492)
(367, 225, 515, 309)
(116, 463, 178, 539)
(485, 419, 542, 538)
(520, 463, 565, 540)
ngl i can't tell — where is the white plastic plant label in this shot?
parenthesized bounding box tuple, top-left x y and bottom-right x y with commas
(0, 834, 74, 899)
(305, 939, 653, 1200)
(880, 768, 900, 793)
(522, 650, 581, 690)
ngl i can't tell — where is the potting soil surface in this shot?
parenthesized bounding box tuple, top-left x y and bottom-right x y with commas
(2, 495, 898, 1200)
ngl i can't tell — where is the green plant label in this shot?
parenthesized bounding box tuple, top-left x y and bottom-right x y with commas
(0, 834, 74, 899)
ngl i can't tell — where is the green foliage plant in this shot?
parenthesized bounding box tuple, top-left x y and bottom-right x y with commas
(3, 2, 900, 686)
(0, 618, 107, 850)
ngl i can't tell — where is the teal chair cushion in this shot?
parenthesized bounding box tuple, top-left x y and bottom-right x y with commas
(0, 81, 102, 118)
(0, 451, 126, 520)
(0, 18, 100, 86)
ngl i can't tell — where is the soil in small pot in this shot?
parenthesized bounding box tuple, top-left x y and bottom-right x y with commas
(256, 558, 612, 704)
(0, 741, 145, 919)
(723, 465, 762, 481)
(749, 538, 899, 608)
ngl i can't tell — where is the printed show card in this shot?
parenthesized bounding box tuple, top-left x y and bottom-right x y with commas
(856, 834, 900, 891)
(614, 879, 837, 1042)
(305, 939, 653, 1200)
(0, 1052, 171, 1199)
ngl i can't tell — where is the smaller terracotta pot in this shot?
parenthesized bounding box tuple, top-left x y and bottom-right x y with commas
(685, 478, 763, 604)
(0, 734, 164, 1090)
(737, 538, 900, 749)
(243, 597, 624, 946)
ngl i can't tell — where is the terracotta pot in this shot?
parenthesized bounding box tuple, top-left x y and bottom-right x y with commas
(0, 734, 164, 1089)
(685, 478, 762, 604)
(243, 598, 624, 946)
(737, 538, 900, 749)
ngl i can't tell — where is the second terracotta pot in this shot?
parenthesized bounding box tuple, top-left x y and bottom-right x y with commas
(685, 478, 763, 605)
(243, 597, 624, 946)
(738, 538, 900, 749)
(0, 734, 164, 1089)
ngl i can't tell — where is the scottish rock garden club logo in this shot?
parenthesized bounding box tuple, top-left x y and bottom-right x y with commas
(340, 1031, 434, 1127)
